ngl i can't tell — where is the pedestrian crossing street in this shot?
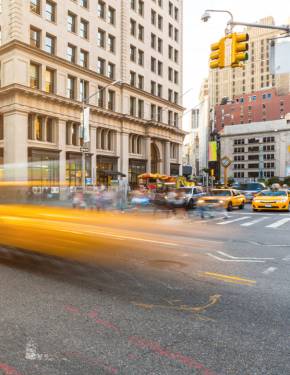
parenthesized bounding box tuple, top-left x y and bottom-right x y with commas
(200, 213, 290, 229)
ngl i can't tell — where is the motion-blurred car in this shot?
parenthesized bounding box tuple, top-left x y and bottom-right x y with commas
(234, 182, 266, 202)
(252, 190, 289, 211)
(178, 186, 205, 208)
(197, 189, 246, 211)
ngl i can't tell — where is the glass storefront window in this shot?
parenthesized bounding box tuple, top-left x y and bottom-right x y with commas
(129, 159, 146, 187)
(28, 149, 59, 187)
(66, 152, 91, 187)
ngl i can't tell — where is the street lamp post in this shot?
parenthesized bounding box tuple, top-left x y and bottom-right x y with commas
(80, 79, 122, 190)
(201, 9, 290, 34)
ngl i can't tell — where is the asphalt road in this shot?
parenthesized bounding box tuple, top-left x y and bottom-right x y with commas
(0, 204, 290, 375)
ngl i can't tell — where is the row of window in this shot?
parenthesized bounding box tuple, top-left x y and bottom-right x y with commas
(234, 163, 275, 170)
(30, 61, 116, 108)
(30, 0, 116, 25)
(234, 146, 275, 153)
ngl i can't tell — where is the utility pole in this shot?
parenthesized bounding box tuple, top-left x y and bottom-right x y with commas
(80, 79, 122, 191)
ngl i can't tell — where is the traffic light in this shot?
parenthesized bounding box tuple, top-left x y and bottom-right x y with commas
(231, 32, 249, 67)
(209, 38, 225, 69)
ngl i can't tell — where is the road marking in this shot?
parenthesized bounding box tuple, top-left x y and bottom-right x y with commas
(217, 251, 274, 261)
(283, 255, 290, 261)
(240, 216, 268, 227)
(202, 272, 256, 286)
(262, 267, 277, 275)
(266, 218, 290, 228)
(132, 294, 221, 314)
(207, 253, 265, 263)
(217, 216, 250, 225)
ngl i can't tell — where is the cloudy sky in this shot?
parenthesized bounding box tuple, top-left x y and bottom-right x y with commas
(182, 0, 289, 128)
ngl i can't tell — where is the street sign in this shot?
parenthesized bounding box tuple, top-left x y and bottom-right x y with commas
(82, 107, 90, 143)
(270, 38, 290, 74)
(85, 178, 93, 185)
(221, 156, 232, 168)
(80, 146, 89, 153)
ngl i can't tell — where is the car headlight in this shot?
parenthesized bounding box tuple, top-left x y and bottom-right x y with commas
(219, 200, 224, 204)
(281, 198, 288, 203)
(198, 199, 205, 204)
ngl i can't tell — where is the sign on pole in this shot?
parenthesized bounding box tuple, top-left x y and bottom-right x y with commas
(270, 38, 290, 74)
(82, 107, 90, 143)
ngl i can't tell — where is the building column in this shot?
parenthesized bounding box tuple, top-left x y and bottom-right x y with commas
(58, 119, 67, 199)
(178, 143, 183, 176)
(164, 141, 171, 176)
(145, 136, 151, 173)
(4, 111, 28, 181)
(120, 132, 129, 180)
(90, 127, 97, 185)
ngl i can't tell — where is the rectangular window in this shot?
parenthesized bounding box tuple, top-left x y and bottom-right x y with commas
(151, 33, 156, 49)
(158, 38, 163, 53)
(151, 81, 156, 95)
(138, 0, 144, 16)
(158, 15, 163, 30)
(151, 57, 156, 72)
(138, 49, 144, 66)
(80, 19, 88, 39)
(67, 44, 76, 63)
(108, 90, 115, 111)
(45, 68, 55, 93)
(97, 29, 105, 48)
(168, 46, 173, 59)
(108, 7, 116, 25)
(131, 0, 136, 10)
(151, 104, 156, 120)
(30, 27, 41, 48)
(67, 12, 76, 33)
(138, 75, 144, 90)
(30, 0, 40, 14)
(158, 61, 163, 76)
(108, 34, 115, 53)
(138, 99, 144, 118)
(138, 25, 144, 41)
(157, 106, 162, 122)
(97, 58, 105, 75)
(130, 45, 136, 62)
(174, 113, 178, 127)
(97, 1, 105, 19)
(80, 0, 88, 8)
(45, 0, 56, 22)
(30, 62, 40, 89)
(130, 71, 136, 86)
(174, 70, 178, 84)
(130, 19, 136, 36)
(151, 10, 156, 25)
(157, 84, 162, 97)
(80, 49, 88, 68)
(80, 79, 89, 102)
(107, 62, 115, 79)
(168, 111, 173, 125)
(130, 97, 136, 116)
(45, 33, 55, 54)
(98, 86, 105, 107)
(67, 75, 76, 99)
(174, 28, 178, 42)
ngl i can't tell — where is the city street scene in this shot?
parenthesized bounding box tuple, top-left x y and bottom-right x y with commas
(0, 0, 290, 374)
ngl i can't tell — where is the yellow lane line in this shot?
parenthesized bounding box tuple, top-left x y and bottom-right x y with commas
(201, 272, 256, 286)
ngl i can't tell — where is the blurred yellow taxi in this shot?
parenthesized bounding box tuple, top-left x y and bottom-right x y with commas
(252, 190, 289, 212)
(197, 189, 246, 211)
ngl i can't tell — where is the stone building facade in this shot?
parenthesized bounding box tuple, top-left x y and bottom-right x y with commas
(0, 0, 184, 192)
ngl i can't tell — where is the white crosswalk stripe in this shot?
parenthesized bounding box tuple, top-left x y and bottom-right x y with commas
(203, 213, 290, 229)
(217, 217, 250, 225)
(266, 218, 290, 229)
(241, 217, 268, 227)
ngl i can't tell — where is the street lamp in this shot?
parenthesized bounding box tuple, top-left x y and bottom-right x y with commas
(80, 79, 123, 190)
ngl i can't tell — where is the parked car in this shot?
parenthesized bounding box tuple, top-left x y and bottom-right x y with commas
(234, 182, 266, 202)
(177, 186, 205, 208)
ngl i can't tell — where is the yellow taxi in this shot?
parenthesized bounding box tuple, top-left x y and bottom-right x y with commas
(197, 189, 246, 211)
(252, 189, 290, 212)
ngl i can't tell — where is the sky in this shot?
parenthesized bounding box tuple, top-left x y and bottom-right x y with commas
(182, 0, 289, 129)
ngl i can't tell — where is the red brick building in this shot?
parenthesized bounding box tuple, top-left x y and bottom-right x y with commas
(214, 88, 290, 132)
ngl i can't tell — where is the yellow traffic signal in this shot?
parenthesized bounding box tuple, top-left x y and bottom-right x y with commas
(209, 38, 225, 69)
(231, 32, 249, 67)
